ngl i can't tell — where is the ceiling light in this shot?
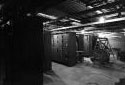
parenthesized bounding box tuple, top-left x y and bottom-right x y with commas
(84, 27, 96, 31)
(69, 18, 81, 22)
(108, 0, 115, 3)
(60, 19, 69, 22)
(26, 13, 32, 16)
(110, 36, 121, 38)
(99, 17, 105, 23)
(102, 9, 109, 13)
(81, 30, 85, 34)
(96, 10, 103, 14)
(80, 30, 92, 34)
(37, 13, 57, 20)
(121, 12, 125, 15)
(87, 6, 93, 9)
(105, 13, 118, 18)
(71, 22, 83, 25)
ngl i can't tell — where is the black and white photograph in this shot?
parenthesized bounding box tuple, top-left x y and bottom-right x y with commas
(0, 0, 125, 85)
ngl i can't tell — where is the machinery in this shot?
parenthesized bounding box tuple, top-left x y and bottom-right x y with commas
(91, 37, 114, 64)
(118, 51, 125, 62)
(51, 32, 77, 66)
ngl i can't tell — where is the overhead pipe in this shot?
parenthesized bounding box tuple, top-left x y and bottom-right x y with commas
(50, 17, 125, 31)
(72, 1, 121, 15)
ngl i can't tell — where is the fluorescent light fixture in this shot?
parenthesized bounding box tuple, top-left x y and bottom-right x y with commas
(96, 10, 103, 14)
(110, 36, 121, 38)
(102, 9, 109, 13)
(37, 13, 57, 19)
(87, 6, 93, 9)
(60, 19, 69, 22)
(108, 0, 115, 3)
(84, 27, 96, 31)
(121, 12, 125, 15)
(97, 33, 106, 37)
(97, 33, 113, 38)
(7, 21, 10, 25)
(105, 13, 118, 18)
(99, 17, 105, 23)
(103, 17, 125, 23)
(26, 13, 32, 16)
(81, 30, 93, 34)
(81, 30, 85, 34)
(69, 18, 81, 22)
(43, 20, 57, 25)
(71, 22, 83, 26)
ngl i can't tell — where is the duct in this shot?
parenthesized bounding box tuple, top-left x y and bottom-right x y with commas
(50, 17, 125, 31)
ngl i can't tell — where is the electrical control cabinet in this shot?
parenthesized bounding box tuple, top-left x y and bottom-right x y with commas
(51, 32, 77, 66)
(43, 31, 52, 72)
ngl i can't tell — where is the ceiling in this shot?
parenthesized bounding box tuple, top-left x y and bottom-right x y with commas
(40, 0, 125, 33)
(1, 0, 125, 33)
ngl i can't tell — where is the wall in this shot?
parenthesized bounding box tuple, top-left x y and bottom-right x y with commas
(97, 32, 125, 52)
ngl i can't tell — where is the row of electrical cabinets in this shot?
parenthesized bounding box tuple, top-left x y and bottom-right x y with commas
(51, 32, 77, 66)
(77, 34, 94, 54)
(51, 32, 95, 66)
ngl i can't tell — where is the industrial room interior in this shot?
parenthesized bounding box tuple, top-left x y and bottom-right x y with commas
(0, 0, 125, 85)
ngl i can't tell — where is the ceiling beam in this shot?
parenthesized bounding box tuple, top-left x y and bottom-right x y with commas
(84, 0, 107, 6)
(80, 8, 125, 21)
(73, 1, 121, 15)
(50, 17, 125, 31)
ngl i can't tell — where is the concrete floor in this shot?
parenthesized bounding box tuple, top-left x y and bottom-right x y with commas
(43, 61, 125, 85)
(1, 57, 125, 85)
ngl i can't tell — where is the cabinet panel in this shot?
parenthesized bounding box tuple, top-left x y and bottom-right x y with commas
(43, 31, 52, 72)
(77, 34, 84, 51)
(51, 33, 77, 66)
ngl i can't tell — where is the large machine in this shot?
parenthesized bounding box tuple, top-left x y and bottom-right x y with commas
(91, 37, 114, 64)
(51, 32, 77, 66)
(49, 31, 115, 66)
(76, 34, 114, 65)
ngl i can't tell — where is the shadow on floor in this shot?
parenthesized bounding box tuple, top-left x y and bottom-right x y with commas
(75, 60, 125, 73)
(43, 70, 66, 85)
(4, 69, 41, 85)
(115, 78, 125, 85)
